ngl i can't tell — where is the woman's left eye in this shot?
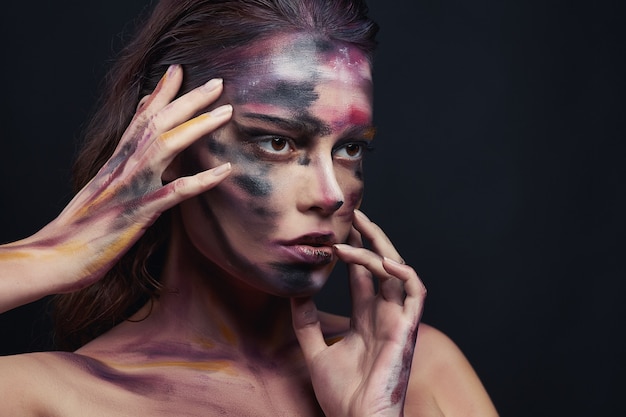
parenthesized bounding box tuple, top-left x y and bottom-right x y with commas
(334, 142, 367, 160)
(257, 137, 293, 155)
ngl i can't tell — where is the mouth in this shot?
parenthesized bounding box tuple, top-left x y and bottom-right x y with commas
(277, 233, 337, 266)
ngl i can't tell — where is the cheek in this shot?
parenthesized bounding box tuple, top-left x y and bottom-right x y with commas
(184, 137, 284, 225)
(346, 187, 364, 210)
(339, 164, 365, 210)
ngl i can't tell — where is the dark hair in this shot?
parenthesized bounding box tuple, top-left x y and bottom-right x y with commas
(53, 0, 378, 351)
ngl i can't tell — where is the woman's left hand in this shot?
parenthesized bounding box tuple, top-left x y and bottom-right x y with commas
(291, 209, 426, 417)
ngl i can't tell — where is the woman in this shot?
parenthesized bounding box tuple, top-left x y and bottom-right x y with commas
(0, 0, 498, 415)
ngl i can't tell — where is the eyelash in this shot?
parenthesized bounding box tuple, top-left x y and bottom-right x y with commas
(257, 136, 293, 155)
(253, 136, 373, 161)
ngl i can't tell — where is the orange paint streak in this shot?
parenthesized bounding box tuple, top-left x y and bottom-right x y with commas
(54, 241, 88, 256)
(73, 186, 117, 219)
(114, 359, 236, 374)
(160, 113, 212, 142)
(88, 223, 144, 273)
(150, 67, 170, 97)
(0, 250, 33, 261)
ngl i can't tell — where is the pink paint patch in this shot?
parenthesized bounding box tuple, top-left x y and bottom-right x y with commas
(348, 106, 370, 126)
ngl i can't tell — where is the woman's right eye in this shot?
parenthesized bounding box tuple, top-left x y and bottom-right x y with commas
(256, 137, 294, 155)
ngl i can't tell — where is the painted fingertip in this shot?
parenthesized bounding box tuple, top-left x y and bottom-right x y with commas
(212, 162, 231, 176)
(164, 64, 180, 78)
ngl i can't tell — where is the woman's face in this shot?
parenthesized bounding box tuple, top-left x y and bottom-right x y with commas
(178, 33, 374, 297)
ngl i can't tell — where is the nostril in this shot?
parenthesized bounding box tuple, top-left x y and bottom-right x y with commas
(333, 201, 344, 211)
(310, 199, 343, 215)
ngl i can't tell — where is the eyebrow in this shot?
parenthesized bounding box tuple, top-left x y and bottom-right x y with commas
(239, 112, 376, 140)
(239, 113, 329, 137)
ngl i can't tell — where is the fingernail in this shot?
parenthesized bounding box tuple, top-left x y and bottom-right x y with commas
(204, 78, 223, 91)
(354, 209, 369, 221)
(211, 104, 233, 118)
(383, 256, 403, 266)
(212, 162, 231, 176)
(163, 64, 179, 80)
(333, 243, 353, 251)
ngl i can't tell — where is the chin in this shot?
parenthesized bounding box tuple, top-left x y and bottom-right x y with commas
(262, 262, 333, 297)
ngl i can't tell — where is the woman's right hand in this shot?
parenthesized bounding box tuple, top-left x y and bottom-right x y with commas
(0, 65, 232, 312)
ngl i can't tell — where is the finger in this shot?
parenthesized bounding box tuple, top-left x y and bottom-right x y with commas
(382, 257, 427, 317)
(136, 95, 150, 112)
(137, 64, 183, 115)
(149, 77, 225, 138)
(117, 64, 185, 151)
(147, 104, 233, 170)
(353, 210, 406, 302)
(333, 244, 405, 305)
(353, 209, 404, 264)
(143, 162, 232, 213)
(290, 297, 327, 362)
(345, 227, 375, 302)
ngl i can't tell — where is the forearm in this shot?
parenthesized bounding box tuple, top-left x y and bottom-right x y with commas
(0, 238, 69, 313)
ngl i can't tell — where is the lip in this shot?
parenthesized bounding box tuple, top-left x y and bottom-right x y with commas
(276, 233, 337, 266)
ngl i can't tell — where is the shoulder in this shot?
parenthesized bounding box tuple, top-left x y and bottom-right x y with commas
(406, 323, 499, 417)
(0, 352, 71, 416)
(0, 351, 129, 416)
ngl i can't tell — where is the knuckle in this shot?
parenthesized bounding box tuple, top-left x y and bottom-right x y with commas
(146, 113, 162, 134)
(416, 281, 427, 298)
(170, 177, 188, 195)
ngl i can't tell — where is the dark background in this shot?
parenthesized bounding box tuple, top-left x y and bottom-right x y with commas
(1, 1, 624, 416)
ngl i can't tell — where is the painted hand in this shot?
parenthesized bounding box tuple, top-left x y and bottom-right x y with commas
(18, 65, 232, 293)
(291, 209, 426, 417)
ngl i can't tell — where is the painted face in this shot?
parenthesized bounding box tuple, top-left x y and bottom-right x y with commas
(177, 34, 374, 297)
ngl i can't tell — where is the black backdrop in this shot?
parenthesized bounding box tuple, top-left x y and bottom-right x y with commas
(1, 1, 624, 416)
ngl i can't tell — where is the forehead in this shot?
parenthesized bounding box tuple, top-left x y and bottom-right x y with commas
(226, 33, 373, 109)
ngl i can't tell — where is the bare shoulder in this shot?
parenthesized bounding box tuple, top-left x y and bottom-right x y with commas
(0, 350, 137, 417)
(406, 323, 499, 417)
(0, 351, 77, 416)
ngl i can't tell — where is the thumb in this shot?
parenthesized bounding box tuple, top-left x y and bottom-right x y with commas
(290, 297, 327, 361)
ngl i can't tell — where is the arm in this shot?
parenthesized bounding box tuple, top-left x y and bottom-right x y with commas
(0, 65, 232, 314)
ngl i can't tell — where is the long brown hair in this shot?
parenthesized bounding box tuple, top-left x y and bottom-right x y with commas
(53, 0, 378, 351)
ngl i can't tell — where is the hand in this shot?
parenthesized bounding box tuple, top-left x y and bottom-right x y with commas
(291, 210, 426, 417)
(7, 64, 232, 294)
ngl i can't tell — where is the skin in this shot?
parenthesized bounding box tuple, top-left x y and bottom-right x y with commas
(173, 34, 374, 298)
(0, 33, 499, 417)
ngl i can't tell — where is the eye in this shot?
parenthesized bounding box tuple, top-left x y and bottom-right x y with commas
(257, 136, 293, 155)
(334, 142, 369, 160)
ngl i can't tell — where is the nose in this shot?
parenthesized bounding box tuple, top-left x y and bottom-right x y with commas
(298, 156, 345, 216)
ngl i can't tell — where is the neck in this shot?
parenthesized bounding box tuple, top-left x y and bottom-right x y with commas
(141, 223, 298, 359)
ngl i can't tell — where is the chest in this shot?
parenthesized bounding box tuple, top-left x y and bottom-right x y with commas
(55, 364, 324, 417)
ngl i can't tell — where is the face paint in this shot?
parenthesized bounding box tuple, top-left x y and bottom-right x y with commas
(176, 33, 374, 297)
(232, 174, 272, 197)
